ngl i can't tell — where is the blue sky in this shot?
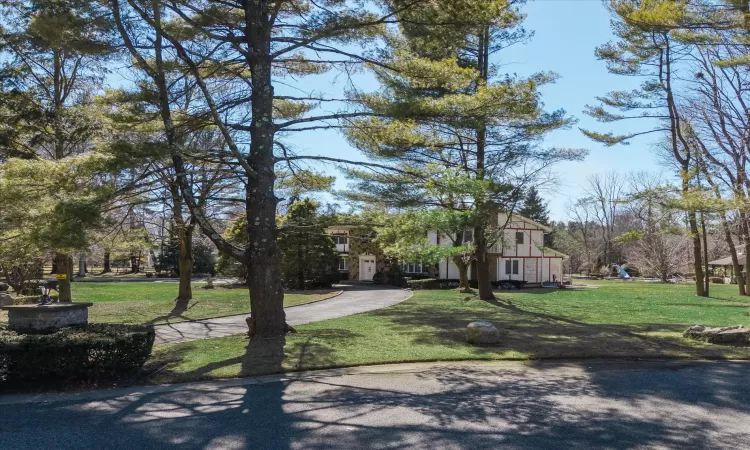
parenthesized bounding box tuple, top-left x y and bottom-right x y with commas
(282, 0, 663, 221)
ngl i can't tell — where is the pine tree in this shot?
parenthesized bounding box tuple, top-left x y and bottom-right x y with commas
(345, 0, 583, 298)
(278, 200, 339, 290)
(519, 187, 550, 226)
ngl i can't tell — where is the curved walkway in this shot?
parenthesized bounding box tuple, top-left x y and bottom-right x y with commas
(154, 285, 412, 345)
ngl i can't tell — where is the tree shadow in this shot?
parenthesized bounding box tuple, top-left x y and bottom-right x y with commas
(145, 297, 195, 325)
(368, 295, 750, 361)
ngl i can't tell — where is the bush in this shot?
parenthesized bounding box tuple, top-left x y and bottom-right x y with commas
(0, 323, 155, 382)
(406, 278, 439, 290)
(710, 277, 725, 284)
(145, 272, 153, 278)
(11, 294, 59, 305)
(372, 271, 386, 285)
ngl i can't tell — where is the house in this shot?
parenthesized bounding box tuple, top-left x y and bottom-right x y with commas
(327, 212, 567, 284)
(430, 212, 566, 285)
(708, 246, 747, 281)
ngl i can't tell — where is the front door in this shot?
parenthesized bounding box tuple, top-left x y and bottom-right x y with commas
(359, 256, 377, 281)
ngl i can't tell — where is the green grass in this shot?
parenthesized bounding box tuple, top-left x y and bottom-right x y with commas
(147, 281, 750, 384)
(0, 282, 339, 325)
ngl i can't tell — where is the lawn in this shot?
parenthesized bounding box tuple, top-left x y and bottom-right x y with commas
(147, 281, 750, 384)
(0, 282, 340, 325)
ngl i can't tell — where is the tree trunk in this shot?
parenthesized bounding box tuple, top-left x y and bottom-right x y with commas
(244, 1, 286, 337)
(54, 252, 72, 302)
(130, 255, 140, 273)
(688, 211, 707, 297)
(103, 251, 111, 273)
(720, 211, 744, 295)
(700, 212, 709, 297)
(474, 225, 494, 300)
(453, 256, 472, 293)
(177, 225, 194, 300)
(741, 212, 750, 296)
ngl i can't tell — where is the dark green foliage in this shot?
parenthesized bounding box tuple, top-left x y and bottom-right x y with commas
(406, 278, 439, 290)
(192, 240, 216, 275)
(157, 230, 215, 275)
(278, 199, 339, 290)
(0, 323, 155, 382)
(519, 187, 550, 226)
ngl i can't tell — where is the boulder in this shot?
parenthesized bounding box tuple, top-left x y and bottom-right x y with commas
(0, 292, 10, 307)
(0, 282, 8, 292)
(684, 325, 750, 345)
(466, 321, 501, 345)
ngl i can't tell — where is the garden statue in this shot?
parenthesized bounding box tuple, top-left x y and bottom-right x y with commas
(38, 280, 58, 305)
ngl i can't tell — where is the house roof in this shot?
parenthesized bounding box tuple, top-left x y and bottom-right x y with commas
(504, 212, 552, 232)
(709, 255, 746, 266)
(540, 247, 569, 259)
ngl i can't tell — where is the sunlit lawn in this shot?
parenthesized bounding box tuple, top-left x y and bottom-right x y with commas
(0, 282, 340, 325)
(147, 280, 750, 384)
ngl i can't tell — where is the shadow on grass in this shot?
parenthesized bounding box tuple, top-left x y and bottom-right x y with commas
(147, 328, 363, 384)
(145, 297, 197, 325)
(368, 295, 750, 361)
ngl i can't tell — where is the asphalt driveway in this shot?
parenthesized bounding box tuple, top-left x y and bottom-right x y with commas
(154, 285, 412, 345)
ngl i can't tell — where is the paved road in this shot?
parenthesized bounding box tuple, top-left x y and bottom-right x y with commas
(154, 285, 412, 345)
(1, 360, 749, 449)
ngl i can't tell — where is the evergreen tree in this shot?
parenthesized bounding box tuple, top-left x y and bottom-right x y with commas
(519, 187, 550, 226)
(345, 0, 583, 298)
(278, 199, 338, 290)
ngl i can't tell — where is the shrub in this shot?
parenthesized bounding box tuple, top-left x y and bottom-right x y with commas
(145, 272, 153, 278)
(11, 294, 58, 305)
(372, 271, 386, 285)
(0, 324, 155, 382)
(710, 276, 725, 284)
(406, 278, 439, 290)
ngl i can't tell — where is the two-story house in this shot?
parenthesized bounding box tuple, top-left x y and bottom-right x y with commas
(328, 212, 566, 284)
(429, 212, 566, 285)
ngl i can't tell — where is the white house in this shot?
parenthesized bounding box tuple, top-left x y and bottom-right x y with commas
(327, 211, 567, 284)
(430, 212, 567, 285)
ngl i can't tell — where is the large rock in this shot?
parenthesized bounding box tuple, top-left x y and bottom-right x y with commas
(684, 325, 750, 345)
(466, 321, 501, 345)
(0, 292, 11, 307)
(0, 282, 9, 292)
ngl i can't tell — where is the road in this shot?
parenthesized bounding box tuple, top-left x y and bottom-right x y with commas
(154, 285, 412, 345)
(1, 360, 749, 449)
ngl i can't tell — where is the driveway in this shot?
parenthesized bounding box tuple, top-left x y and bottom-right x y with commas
(1, 360, 749, 449)
(154, 285, 412, 345)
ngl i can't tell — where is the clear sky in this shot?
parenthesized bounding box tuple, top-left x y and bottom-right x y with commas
(282, 0, 664, 221)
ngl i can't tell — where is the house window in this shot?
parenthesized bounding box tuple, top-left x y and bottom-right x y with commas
(512, 260, 519, 274)
(516, 231, 524, 245)
(332, 233, 348, 245)
(505, 260, 512, 275)
(338, 257, 349, 271)
(401, 262, 427, 274)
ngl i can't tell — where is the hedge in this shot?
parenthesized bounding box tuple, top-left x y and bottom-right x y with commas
(0, 324, 155, 382)
(710, 277, 726, 284)
(406, 279, 440, 290)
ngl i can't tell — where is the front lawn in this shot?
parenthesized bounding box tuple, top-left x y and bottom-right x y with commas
(147, 281, 750, 384)
(0, 282, 340, 325)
